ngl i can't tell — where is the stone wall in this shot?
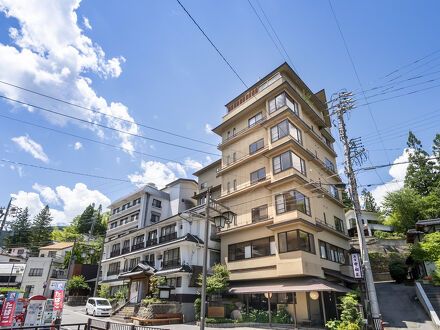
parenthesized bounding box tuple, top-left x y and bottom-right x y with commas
(136, 302, 195, 322)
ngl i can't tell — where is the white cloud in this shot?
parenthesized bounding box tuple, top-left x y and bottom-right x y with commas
(205, 123, 213, 134)
(370, 149, 411, 206)
(12, 182, 110, 225)
(128, 161, 177, 189)
(11, 135, 49, 163)
(74, 141, 82, 150)
(0, 0, 137, 153)
(183, 158, 203, 171)
(82, 16, 91, 30)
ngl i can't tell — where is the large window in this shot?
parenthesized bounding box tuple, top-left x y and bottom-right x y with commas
(151, 213, 160, 223)
(251, 205, 268, 222)
(329, 185, 339, 200)
(273, 151, 306, 175)
(248, 112, 263, 127)
(335, 217, 345, 233)
(108, 262, 120, 275)
(275, 190, 311, 216)
(318, 240, 347, 264)
(228, 237, 275, 261)
(163, 248, 180, 268)
(250, 168, 266, 184)
(249, 138, 264, 154)
(278, 230, 315, 254)
(268, 92, 299, 115)
(270, 119, 302, 144)
(152, 199, 162, 208)
(28, 268, 43, 276)
(325, 158, 335, 172)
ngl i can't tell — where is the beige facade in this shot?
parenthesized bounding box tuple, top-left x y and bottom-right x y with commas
(195, 63, 355, 325)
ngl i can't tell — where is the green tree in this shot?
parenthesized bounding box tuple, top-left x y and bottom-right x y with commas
(382, 188, 423, 234)
(197, 264, 230, 296)
(52, 225, 82, 242)
(342, 190, 353, 212)
(62, 239, 102, 267)
(98, 284, 111, 299)
(5, 207, 32, 248)
(389, 260, 408, 283)
(410, 232, 440, 262)
(361, 189, 378, 212)
(66, 275, 90, 296)
(326, 292, 363, 330)
(75, 204, 107, 236)
(149, 274, 166, 297)
(30, 205, 53, 250)
(405, 132, 438, 196)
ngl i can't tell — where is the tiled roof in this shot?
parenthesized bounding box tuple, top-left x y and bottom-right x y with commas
(39, 242, 74, 250)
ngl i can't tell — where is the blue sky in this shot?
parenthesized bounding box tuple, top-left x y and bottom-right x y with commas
(0, 0, 439, 224)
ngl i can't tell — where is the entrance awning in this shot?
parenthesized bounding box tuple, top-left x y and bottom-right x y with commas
(228, 277, 350, 294)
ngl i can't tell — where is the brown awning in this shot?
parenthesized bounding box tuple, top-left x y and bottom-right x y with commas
(229, 277, 350, 294)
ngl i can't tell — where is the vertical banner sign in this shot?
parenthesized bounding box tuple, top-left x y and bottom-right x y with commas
(12, 299, 27, 327)
(53, 281, 66, 311)
(351, 253, 363, 279)
(0, 291, 18, 327)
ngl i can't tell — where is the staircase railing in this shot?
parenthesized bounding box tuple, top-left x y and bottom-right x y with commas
(111, 295, 139, 316)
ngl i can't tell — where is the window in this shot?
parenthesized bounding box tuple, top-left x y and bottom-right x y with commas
(273, 151, 306, 175)
(227, 131, 230, 139)
(17, 249, 24, 255)
(163, 248, 180, 267)
(324, 137, 331, 148)
(227, 182, 230, 193)
(226, 155, 230, 165)
(151, 213, 160, 223)
(161, 224, 176, 237)
(233, 179, 237, 191)
(278, 230, 315, 254)
(200, 182, 207, 190)
(28, 268, 43, 276)
(275, 190, 310, 216)
(228, 237, 275, 261)
(108, 262, 120, 275)
(129, 257, 140, 270)
(248, 112, 263, 127)
(251, 205, 268, 222)
(166, 277, 181, 288)
(121, 204, 126, 211)
(152, 199, 162, 208)
(329, 185, 339, 200)
(233, 128, 236, 136)
(249, 138, 264, 154)
(319, 240, 347, 264)
(268, 92, 287, 114)
(325, 158, 335, 172)
(335, 217, 345, 233)
(250, 168, 266, 184)
(147, 230, 157, 242)
(145, 254, 155, 266)
(209, 251, 221, 268)
(270, 120, 302, 144)
(48, 251, 57, 258)
(233, 152, 237, 162)
(130, 213, 139, 222)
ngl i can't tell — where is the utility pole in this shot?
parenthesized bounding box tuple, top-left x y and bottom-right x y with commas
(200, 187, 210, 330)
(93, 236, 105, 297)
(336, 91, 381, 329)
(0, 198, 13, 237)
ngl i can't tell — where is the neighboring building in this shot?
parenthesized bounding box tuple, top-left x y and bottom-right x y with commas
(9, 247, 30, 259)
(0, 262, 26, 288)
(345, 210, 393, 237)
(0, 247, 27, 263)
(20, 242, 73, 298)
(195, 63, 355, 327)
(100, 179, 219, 319)
(407, 218, 440, 278)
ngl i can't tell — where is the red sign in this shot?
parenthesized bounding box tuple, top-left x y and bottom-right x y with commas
(53, 290, 64, 311)
(0, 291, 18, 326)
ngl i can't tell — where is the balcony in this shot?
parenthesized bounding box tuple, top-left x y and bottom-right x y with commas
(107, 269, 120, 276)
(162, 259, 180, 269)
(252, 215, 269, 224)
(315, 218, 349, 238)
(110, 250, 121, 258)
(217, 117, 266, 149)
(131, 242, 145, 252)
(159, 232, 177, 244)
(121, 247, 130, 255)
(146, 239, 158, 247)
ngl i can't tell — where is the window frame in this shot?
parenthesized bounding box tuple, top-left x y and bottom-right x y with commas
(275, 190, 311, 216)
(250, 167, 266, 184)
(277, 230, 315, 254)
(228, 236, 275, 262)
(249, 138, 264, 155)
(248, 112, 263, 128)
(270, 119, 302, 144)
(272, 150, 306, 175)
(251, 204, 268, 222)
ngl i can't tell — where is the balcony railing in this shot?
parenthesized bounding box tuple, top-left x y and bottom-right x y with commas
(159, 232, 177, 244)
(110, 250, 121, 258)
(146, 239, 158, 247)
(316, 218, 347, 236)
(162, 259, 180, 269)
(107, 269, 120, 276)
(121, 247, 130, 255)
(252, 215, 269, 223)
(131, 242, 145, 252)
(218, 117, 266, 147)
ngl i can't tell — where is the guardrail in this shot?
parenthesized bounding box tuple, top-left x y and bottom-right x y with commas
(88, 319, 166, 330)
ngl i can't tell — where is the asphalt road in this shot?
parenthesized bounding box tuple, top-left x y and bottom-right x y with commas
(376, 282, 435, 329)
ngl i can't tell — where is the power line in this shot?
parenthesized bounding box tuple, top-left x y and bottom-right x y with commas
(254, 0, 299, 74)
(0, 159, 132, 183)
(328, 0, 390, 192)
(175, 0, 248, 88)
(0, 94, 221, 156)
(0, 80, 218, 148)
(358, 156, 437, 172)
(0, 113, 185, 165)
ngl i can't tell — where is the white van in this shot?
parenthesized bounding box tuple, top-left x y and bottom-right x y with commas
(85, 297, 112, 316)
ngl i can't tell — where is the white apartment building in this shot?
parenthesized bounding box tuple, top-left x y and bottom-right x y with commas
(0, 262, 25, 288)
(345, 210, 393, 237)
(100, 179, 220, 317)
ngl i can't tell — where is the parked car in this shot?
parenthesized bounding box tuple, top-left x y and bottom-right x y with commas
(85, 298, 112, 317)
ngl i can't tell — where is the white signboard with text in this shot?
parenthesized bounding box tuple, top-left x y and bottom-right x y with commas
(351, 253, 363, 278)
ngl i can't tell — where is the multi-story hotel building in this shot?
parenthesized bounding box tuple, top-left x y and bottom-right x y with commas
(100, 179, 221, 319)
(195, 63, 355, 326)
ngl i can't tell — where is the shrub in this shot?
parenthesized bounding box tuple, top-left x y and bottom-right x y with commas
(242, 308, 269, 323)
(194, 297, 201, 320)
(225, 303, 235, 318)
(430, 260, 440, 285)
(110, 286, 128, 304)
(142, 296, 163, 305)
(97, 284, 110, 299)
(66, 275, 90, 296)
(389, 260, 408, 283)
(272, 305, 292, 324)
(326, 292, 362, 330)
(205, 318, 239, 324)
(149, 275, 166, 297)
